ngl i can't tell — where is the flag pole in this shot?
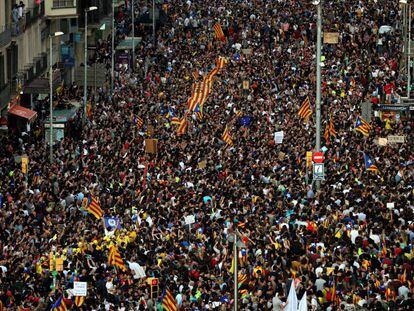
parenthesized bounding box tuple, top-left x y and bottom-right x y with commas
(234, 232, 238, 311)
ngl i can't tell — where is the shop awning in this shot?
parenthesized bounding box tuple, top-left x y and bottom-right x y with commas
(8, 105, 37, 122)
(116, 37, 142, 50)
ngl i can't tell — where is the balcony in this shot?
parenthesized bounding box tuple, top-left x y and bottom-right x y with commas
(46, 0, 78, 19)
(11, 2, 45, 37)
(0, 25, 12, 49)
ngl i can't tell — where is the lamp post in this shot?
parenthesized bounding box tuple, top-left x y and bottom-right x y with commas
(401, 1, 410, 98)
(132, 0, 135, 71)
(233, 233, 238, 311)
(111, 0, 115, 92)
(84, 6, 98, 125)
(408, 3, 412, 98)
(49, 31, 64, 164)
(152, 0, 156, 46)
(312, 0, 322, 190)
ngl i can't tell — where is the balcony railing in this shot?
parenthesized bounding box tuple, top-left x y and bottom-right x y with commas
(0, 25, 12, 49)
(11, 2, 45, 37)
(11, 19, 26, 37)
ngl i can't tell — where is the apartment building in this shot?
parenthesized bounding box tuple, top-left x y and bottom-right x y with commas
(0, 0, 49, 117)
(0, 0, 114, 129)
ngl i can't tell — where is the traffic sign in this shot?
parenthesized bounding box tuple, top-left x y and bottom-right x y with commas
(313, 163, 324, 180)
(312, 152, 325, 163)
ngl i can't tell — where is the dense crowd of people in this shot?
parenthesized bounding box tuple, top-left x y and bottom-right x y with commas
(1, 0, 413, 310)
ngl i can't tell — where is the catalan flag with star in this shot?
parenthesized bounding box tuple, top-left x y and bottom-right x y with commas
(51, 296, 67, 311)
(364, 153, 379, 173)
(355, 116, 372, 136)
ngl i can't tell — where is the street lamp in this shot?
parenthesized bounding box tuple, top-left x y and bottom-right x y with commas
(313, 0, 322, 190)
(84, 6, 98, 125)
(152, 0, 156, 46)
(49, 31, 64, 164)
(111, 0, 115, 92)
(132, 0, 135, 71)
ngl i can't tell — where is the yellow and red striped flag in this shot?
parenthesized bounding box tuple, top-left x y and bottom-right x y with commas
(171, 117, 181, 125)
(108, 245, 126, 271)
(187, 83, 203, 111)
(297, 97, 312, 119)
(86, 195, 103, 219)
(177, 116, 188, 136)
(136, 116, 144, 128)
(74, 296, 85, 307)
(238, 272, 248, 286)
(213, 23, 226, 42)
(222, 126, 233, 146)
(216, 56, 228, 70)
(162, 288, 177, 311)
(399, 269, 407, 283)
(324, 117, 337, 142)
(192, 69, 199, 81)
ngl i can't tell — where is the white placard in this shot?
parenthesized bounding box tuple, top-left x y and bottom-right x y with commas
(387, 135, 405, 144)
(386, 202, 395, 209)
(73, 281, 87, 297)
(274, 131, 284, 144)
(184, 215, 195, 225)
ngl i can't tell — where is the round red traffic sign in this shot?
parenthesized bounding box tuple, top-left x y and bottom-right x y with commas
(312, 152, 325, 163)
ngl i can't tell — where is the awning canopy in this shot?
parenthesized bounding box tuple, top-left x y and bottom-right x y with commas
(24, 72, 61, 94)
(116, 37, 142, 50)
(8, 105, 37, 122)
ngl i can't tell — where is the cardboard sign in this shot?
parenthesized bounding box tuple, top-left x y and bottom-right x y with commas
(378, 137, 388, 146)
(242, 80, 249, 90)
(184, 215, 196, 225)
(242, 48, 252, 55)
(55, 258, 64, 272)
(146, 125, 154, 137)
(21, 156, 29, 174)
(73, 281, 87, 297)
(198, 160, 207, 169)
(323, 32, 339, 44)
(274, 131, 284, 144)
(278, 152, 286, 161)
(306, 151, 313, 169)
(386, 202, 395, 209)
(145, 139, 158, 154)
(387, 135, 405, 144)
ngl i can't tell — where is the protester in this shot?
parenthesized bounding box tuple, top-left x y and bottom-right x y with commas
(0, 0, 413, 310)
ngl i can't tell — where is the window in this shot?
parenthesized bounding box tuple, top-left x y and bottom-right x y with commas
(70, 18, 77, 27)
(53, 0, 75, 8)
